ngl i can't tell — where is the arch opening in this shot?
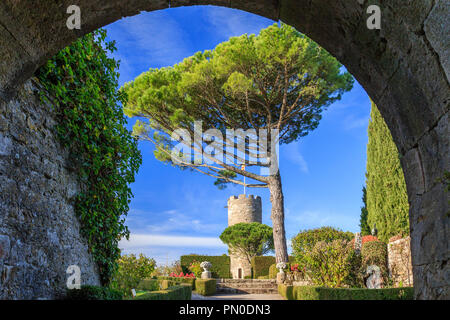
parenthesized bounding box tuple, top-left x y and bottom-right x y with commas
(0, 2, 448, 300)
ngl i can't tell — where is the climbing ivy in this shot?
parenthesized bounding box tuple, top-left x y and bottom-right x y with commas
(36, 29, 142, 285)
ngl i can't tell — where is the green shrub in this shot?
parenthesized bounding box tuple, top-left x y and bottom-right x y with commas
(134, 284, 191, 300)
(283, 286, 413, 300)
(181, 255, 230, 278)
(361, 240, 388, 284)
(66, 285, 123, 300)
(111, 253, 156, 297)
(195, 279, 217, 296)
(137, 279, 160, 291)
(303, 239, 356, 288)
(291, 227, 353, 265)
(251, 256, 276, 278)
(345, 248, 364, 288)
(269, 264, 277, 279)
(258, 275, 269, 279)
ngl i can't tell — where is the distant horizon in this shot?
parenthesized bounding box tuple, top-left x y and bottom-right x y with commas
(105, 6, 371, 266)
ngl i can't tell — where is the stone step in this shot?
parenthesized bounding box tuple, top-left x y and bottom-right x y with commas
(215, 279, 278, 294)
(216, 287, 279, 294)
(217, 279, 277, 284)
(217, 283, 276, 289)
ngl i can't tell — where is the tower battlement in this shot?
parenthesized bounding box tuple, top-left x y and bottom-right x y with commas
(227, 194, 262, 227)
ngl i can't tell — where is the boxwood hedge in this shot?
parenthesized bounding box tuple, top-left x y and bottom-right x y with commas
(156, 276, 196, 289)
(134, 284, 191, 300)
(195, 279, 217, 296)
(66, 285, 123, 300)
(278, 285, 414, 300)
(251, 256, 276, 278)
(137, 279, 160, 291)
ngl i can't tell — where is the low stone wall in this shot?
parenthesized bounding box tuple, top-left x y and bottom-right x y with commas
(388, 236, 413, 287)
(0, 79, 100, 299)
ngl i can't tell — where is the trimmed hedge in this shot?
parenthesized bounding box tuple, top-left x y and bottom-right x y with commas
(195, 279, 217, 296)
(278, 285, 414, 300)
(137, 279, 160, 291)
(278, 284, 294, 300)
(269, 264, 277, 279)
(251, 256, 276, 278)
(180, 255, 230, 278)
(134, 284, 191, 300)
(66, 285, 123, 300)
(156, 276, 196, 289)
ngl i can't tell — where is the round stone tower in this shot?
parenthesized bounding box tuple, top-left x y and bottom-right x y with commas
(227, 194, 262, 279)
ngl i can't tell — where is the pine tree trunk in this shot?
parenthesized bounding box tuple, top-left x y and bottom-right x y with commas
(268, 171, 289, 263)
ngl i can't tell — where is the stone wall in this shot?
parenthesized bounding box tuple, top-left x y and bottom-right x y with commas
(227, 194, 262, 279)
(388, 236, 414, 287)
(0, 79, 100, 299)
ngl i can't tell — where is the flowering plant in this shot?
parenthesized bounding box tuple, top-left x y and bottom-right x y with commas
(290, 263, 307, 280)
(362, 235, 378, 244)
(350, 235, 379, 248)
(169, 271, 195, 278)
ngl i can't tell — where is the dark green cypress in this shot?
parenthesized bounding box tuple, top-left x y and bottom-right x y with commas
(366, 102, 409, 242)
(360, 186, 371, 236)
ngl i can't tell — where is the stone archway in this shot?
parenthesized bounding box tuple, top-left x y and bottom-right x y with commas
(0, 1, 448, 299)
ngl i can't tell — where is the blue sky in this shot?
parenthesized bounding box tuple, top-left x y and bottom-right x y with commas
(104, 6, 371, 266)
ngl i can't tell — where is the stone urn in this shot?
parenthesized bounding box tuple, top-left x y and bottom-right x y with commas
(200, 261, 212, 279)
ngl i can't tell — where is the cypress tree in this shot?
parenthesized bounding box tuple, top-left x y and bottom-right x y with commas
(360, 186, 371, 236)
(366, 102, 410, 242)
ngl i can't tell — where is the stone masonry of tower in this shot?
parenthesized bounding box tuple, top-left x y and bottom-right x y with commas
(227, 194, 262, 279)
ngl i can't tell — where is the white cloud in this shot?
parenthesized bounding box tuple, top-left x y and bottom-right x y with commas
(106, 10, 192, 84)
(205, 6, 273, 40)
(125, 207, 225, 235)
(282, 143, 309, 173)
(119, 234, 227, 249)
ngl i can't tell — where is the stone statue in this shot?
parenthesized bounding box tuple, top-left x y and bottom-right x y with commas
(365, 265, 383, 289)
(200, 261, 212, 279)
(371, 223, 378, 236)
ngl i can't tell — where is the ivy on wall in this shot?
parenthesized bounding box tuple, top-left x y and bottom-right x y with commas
(36, 29, 142, 285)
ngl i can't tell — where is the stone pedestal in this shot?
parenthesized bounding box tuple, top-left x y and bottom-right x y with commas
(201, 271, 212, 279)
(276, 272, 285, 284)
